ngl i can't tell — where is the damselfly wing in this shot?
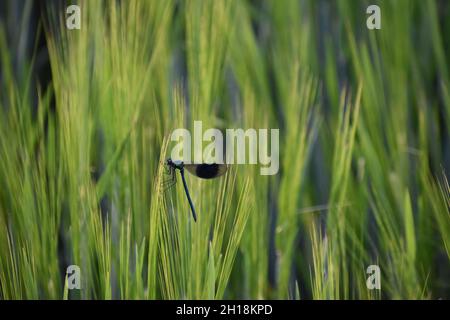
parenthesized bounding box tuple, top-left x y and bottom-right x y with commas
(183, 163, 228, 179)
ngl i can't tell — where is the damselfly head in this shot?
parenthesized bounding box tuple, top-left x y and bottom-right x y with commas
(165, 158, 183, 170)
(165, 158, 174, 167)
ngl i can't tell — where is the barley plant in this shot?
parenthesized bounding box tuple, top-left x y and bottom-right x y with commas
(0, 0, 449, 300)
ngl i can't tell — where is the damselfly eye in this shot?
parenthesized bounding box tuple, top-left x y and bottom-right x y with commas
(184, 163, 228, 179)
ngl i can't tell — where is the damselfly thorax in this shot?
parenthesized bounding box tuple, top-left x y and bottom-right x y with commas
(163, 159, 228, 221)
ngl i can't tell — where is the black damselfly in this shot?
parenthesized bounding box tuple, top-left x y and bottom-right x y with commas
(164, 159, 228, 222)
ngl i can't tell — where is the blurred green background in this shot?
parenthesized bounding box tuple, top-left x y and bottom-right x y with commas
(0, 0, 449, 299)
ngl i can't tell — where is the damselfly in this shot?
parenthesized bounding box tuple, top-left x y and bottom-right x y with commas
(164, 159, 228, 222)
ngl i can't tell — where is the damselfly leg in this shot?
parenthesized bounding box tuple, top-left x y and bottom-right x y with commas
(162, 164, 177, 190)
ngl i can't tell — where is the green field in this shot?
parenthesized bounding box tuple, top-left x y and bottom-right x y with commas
(0, 0, 449, 299)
